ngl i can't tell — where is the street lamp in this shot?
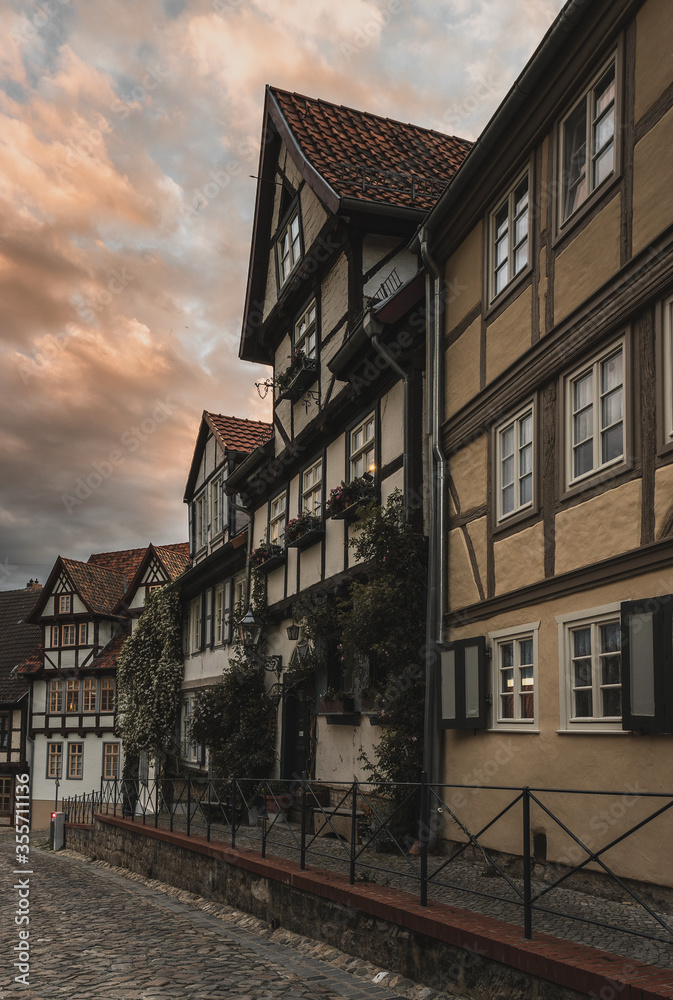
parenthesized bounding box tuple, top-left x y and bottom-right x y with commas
(238, 608, 263, 648)
(286, 624, 300, 641)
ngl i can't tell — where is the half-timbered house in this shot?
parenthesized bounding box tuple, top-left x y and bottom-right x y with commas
(178, 411, 272, 772)
(229, 87, 471, 781)
(19, 543, 188, 828)
(420, 0, 673, 888)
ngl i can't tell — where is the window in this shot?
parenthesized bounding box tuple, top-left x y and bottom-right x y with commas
(195, 494, 206, 550)
(302, 460, 323, 515)
(211, 478, 222, 536)
(58, 595, 72, 614)
(0, 713, 8, 750)
(139, 750, 149, 786)
(496, 404, 534, 521)
(350, 414, 376, 479)
(214, 582, 231, 645)
(62, 624, 77, 647)
(566, 341, 624, 486)
(78, 622, 88, 645)
(560, 58, 616, 224)
(294, 301, 317, 359)
(489, 623, 539, 729)
(490, 173, 529, 300)
(558, 604, 622, 730)
(277, 209, 301, 285)
(65, 679, 80, 713)
(189, 598, 202, 653)
(234, 576, 245, 612)
(103, 743, 119, 779)
(269, 492, 287, 544)
(100, 678, 115, 712)
(50, 626, 59, 648)
(48, 680, 62, 713)
(82, 678, 96, 713)
(47, 743, 62, 778)
(67, 742, 83, 779)
(147, 583, 163, 595)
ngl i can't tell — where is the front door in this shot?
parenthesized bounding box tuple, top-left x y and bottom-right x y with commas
(280, 685, 313, 780)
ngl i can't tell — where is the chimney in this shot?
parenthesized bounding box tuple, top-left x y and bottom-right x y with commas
(26, 579, 42, 590)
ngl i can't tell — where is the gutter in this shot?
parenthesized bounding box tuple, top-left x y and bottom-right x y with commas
(419, 228, 444, 788)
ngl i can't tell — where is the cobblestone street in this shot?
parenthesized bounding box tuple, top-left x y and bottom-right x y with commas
(0, 842, 461, 1000)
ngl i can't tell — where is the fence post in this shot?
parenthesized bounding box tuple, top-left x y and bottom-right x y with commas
(231, 775, 236, 849)
(300, 771, 307, 871)
(420, 771, 428, 907)
(523, 786, 532, 939)
(207, 778, 212, 843)
(169, 779, 174, 833)
(187, 779, 192, 837)
(154, 778, 159, 829)
(350, 780, 358, 885)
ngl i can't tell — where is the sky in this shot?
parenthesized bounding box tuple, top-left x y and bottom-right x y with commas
(0, 0, 566, 591)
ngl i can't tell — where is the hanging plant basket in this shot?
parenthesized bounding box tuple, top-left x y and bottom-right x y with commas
(276, 353, 318, 403)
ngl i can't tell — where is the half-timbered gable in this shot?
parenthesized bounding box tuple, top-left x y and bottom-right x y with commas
(0, 582, 41, 826)
(232, 88, 471, 781)
(119, 543, 190, 621)
(421, 0, 673, 890)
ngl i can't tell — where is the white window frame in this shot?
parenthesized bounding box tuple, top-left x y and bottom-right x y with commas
(269, 491, 287, 545)
(78, 622, 88, 645)
(350, 413, 376, 480)
(294, 300, 317, 359)
(489, 170, 530, 302)
(195, 494, 206, 551)
(488, 622, 540, 732)
(277, 209, 302, 286)
(49, 625, 59, 648)
(495, 402, 535, 522)
(211, 478, 223, 537)
(302, 459, 323, 516)
(565, 338, 626, 488)
(557, 603, 623, 732)
(67, 742, 83, 779)
(65, 679, 80, 713)
(47, 742, 62, 779)
(189, 597, 202, 653)
(559, 55, 617, 227)
(58, 595, 72, 615)
(82, 678, 96, 713)
(48, 680, 62, 714)
(62, 624, 77, 647)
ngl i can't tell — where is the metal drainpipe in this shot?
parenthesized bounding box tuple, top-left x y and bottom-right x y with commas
(419, 228, 444, 788)
(362, 312, 412, 522)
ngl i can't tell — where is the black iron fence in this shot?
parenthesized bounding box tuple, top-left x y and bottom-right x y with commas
(62, 775, 673, 949)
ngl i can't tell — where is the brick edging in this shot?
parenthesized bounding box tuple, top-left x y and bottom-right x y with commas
(93, 814, 673, 999)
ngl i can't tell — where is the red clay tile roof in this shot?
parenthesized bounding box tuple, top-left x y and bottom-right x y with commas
(206, 413, 273, 453)
(153, 543, 190, 582)
(270, 88, 472, 212)
(62, 558, 126, 615)
(87, 548, 147, 581)
(0, 587, 42, 698)
(90, 630, 128, 671)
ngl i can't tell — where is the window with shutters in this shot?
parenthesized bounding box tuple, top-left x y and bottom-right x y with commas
(557, 604, 622, 731)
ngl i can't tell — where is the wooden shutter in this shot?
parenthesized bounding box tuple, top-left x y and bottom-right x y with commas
(621, 597, 673, 733)
(205, 588, 213, 648)
(439, 637, 487, 729)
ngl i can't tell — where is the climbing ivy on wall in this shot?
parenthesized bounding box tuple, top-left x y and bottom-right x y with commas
(116, 587, 184, 776)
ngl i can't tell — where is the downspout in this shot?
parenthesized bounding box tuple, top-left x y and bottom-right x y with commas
(362, 312, 412, 521)
(419, 227, 444, 788)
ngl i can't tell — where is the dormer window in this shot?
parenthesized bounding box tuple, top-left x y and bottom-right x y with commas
(277, 209, 302, 286)
(58, 595, 72, 614)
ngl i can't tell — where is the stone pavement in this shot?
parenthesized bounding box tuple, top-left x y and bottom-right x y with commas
(0, 842, 465, 1000)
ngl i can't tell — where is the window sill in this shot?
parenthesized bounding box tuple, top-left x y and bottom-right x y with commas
(560, 460, 633, 505)
(556, 727, 629, 735)
(488, 726, 539, 734)
(553, 172, 621, 249)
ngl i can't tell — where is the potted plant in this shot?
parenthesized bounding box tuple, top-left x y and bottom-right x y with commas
(325, 475, 376, 520)
(265, 780, 293, 815)
(250, 541, 286, 572)
(285, 510, 323, 549)
(318, 688, 355, 714)
(359, 686, 382, 714)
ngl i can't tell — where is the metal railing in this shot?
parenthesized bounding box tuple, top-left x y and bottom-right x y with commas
(63, 775, 673, 950)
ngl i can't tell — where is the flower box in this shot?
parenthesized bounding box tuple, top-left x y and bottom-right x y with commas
(286, 527, 324, 550)
(326, 477, 376, 520)
(359, 697, 380, 714)
(276, 354, 318, 403)
(250, 544, 286, 573)
(285, 513, 324, 550)
(318, 696, 355, 715)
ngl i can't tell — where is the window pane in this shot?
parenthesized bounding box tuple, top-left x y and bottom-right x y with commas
(514, 178, 528, 214)
(495, 234, 508, 267)
(574, 689, 593, 717)
(595, 67, 615, 118)
(573, 627, 591, 658)
(501, 483, 514, 514)
(601, 351, 622, 392)
(574, 439, 594, 478)
(563, 100, 588, 219)
(601, 622, 621, 654)
(573, 407, 593, 444)
(594, 107, 614, 155)
(601, 387, 623, 428)
(593, 141, 614, 189)
(520, 441, 532, 475)
(495, 264, 508, 296)
(602, 654, 621, 686)
(501, 454, 514, 487)
(601, 423, 623, 464)
(290, 216, 300, 240)
(520, 473, 533, 505)
(602, 687, 621, 717)
(495, 204, 508, 239)
(520, 693, 534, 719)
(501, 694, 514, 719)
(574, 660, 592, 687)
(501, 668, 514, 693)
(515, 208, 528, 245)
(514, 238, 528, 275)
(574, 372, 593, 411)
(520, 640, 533, 666)
(501, 425, 514, 458)
(519, 414, 532, 446)
(501, 642, 513, 668)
